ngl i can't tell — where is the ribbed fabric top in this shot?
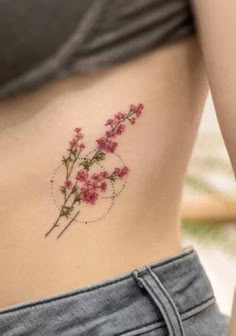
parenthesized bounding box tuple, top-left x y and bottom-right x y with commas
(0, 0, 196, 99)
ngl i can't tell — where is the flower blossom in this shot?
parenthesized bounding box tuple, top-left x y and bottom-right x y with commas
(90, 171, 109, 181)
(64, 180, 73, 189)
(113, 166, 129, 178)
(105, 118, 115, 126)
(78, 170, 110, 205)
(76, 170, 89, 182)
(114, 112, 126, 121)
(100, 181, 107, 192)
(129, 103, 144, 117)
(96, 137, 118, 153)
(80, 188, 99, 205)
(69, 127, 85, 150)
(78, 143, 85, 150)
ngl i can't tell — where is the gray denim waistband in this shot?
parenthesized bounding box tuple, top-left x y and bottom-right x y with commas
(0, 246, 216, 335)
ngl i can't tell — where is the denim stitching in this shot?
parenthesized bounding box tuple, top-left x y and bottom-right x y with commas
(181, 296, 216, 320)
(135, 249, 194, 276)
(115, 319, 166, 336)
(115, 296, 216, 336)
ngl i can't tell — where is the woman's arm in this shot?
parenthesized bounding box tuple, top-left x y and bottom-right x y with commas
(190, 0, 236, 331)
(190, 0, 236, 178)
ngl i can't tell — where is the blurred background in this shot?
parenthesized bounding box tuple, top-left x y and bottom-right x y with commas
(181, 92, 236, 316)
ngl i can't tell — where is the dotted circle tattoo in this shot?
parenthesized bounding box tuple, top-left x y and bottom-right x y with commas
(45, 103, 144, 238)
(50, 148, 128, 225)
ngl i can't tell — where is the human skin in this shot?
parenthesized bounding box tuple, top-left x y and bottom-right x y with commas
(191, 0, 236, 178)
(0, 0, 234, 328)
(190, 0, 236, 329)
(0, 35, 209, 308)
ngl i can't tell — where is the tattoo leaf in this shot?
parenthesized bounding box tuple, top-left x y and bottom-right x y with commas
(96, 151, 106, 161)
(60, 186, 66, 194)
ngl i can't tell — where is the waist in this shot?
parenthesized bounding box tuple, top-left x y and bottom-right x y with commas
(0, 216, 182, 309)
(0, 246, 216, 335)
(0, 36, 207, 309)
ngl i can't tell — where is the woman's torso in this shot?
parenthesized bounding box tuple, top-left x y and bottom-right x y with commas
(0, 35, 209, 309)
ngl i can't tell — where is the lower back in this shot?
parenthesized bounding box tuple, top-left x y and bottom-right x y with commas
(0, 35, 208, 308)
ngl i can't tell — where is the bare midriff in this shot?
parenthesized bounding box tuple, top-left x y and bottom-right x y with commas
(0, 35, 209, 309)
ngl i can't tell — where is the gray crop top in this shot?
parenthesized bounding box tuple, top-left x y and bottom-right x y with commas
(0, 0, 196, 99)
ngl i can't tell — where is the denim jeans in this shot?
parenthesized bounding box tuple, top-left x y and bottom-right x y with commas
(0, 246, 229, 335)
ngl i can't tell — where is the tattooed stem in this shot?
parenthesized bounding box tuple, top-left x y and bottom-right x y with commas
(64, 151, 72, 181)
(64, 181, 78, 203)
(57, 210, 80, 239)
(85, 148, 102, 167)
(65, 160, 70, 181)
(45, 182, 79, 238)
(68, 149, 82, 178)
(45, 210, 63, 238)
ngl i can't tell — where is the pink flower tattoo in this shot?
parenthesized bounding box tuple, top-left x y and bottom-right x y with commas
(45, 103, 144, 239)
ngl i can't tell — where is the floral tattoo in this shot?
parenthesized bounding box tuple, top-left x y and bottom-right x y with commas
(45, 103, 144, 239)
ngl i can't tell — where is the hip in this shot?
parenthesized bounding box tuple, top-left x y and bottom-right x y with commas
(0, 245, 229, 335)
